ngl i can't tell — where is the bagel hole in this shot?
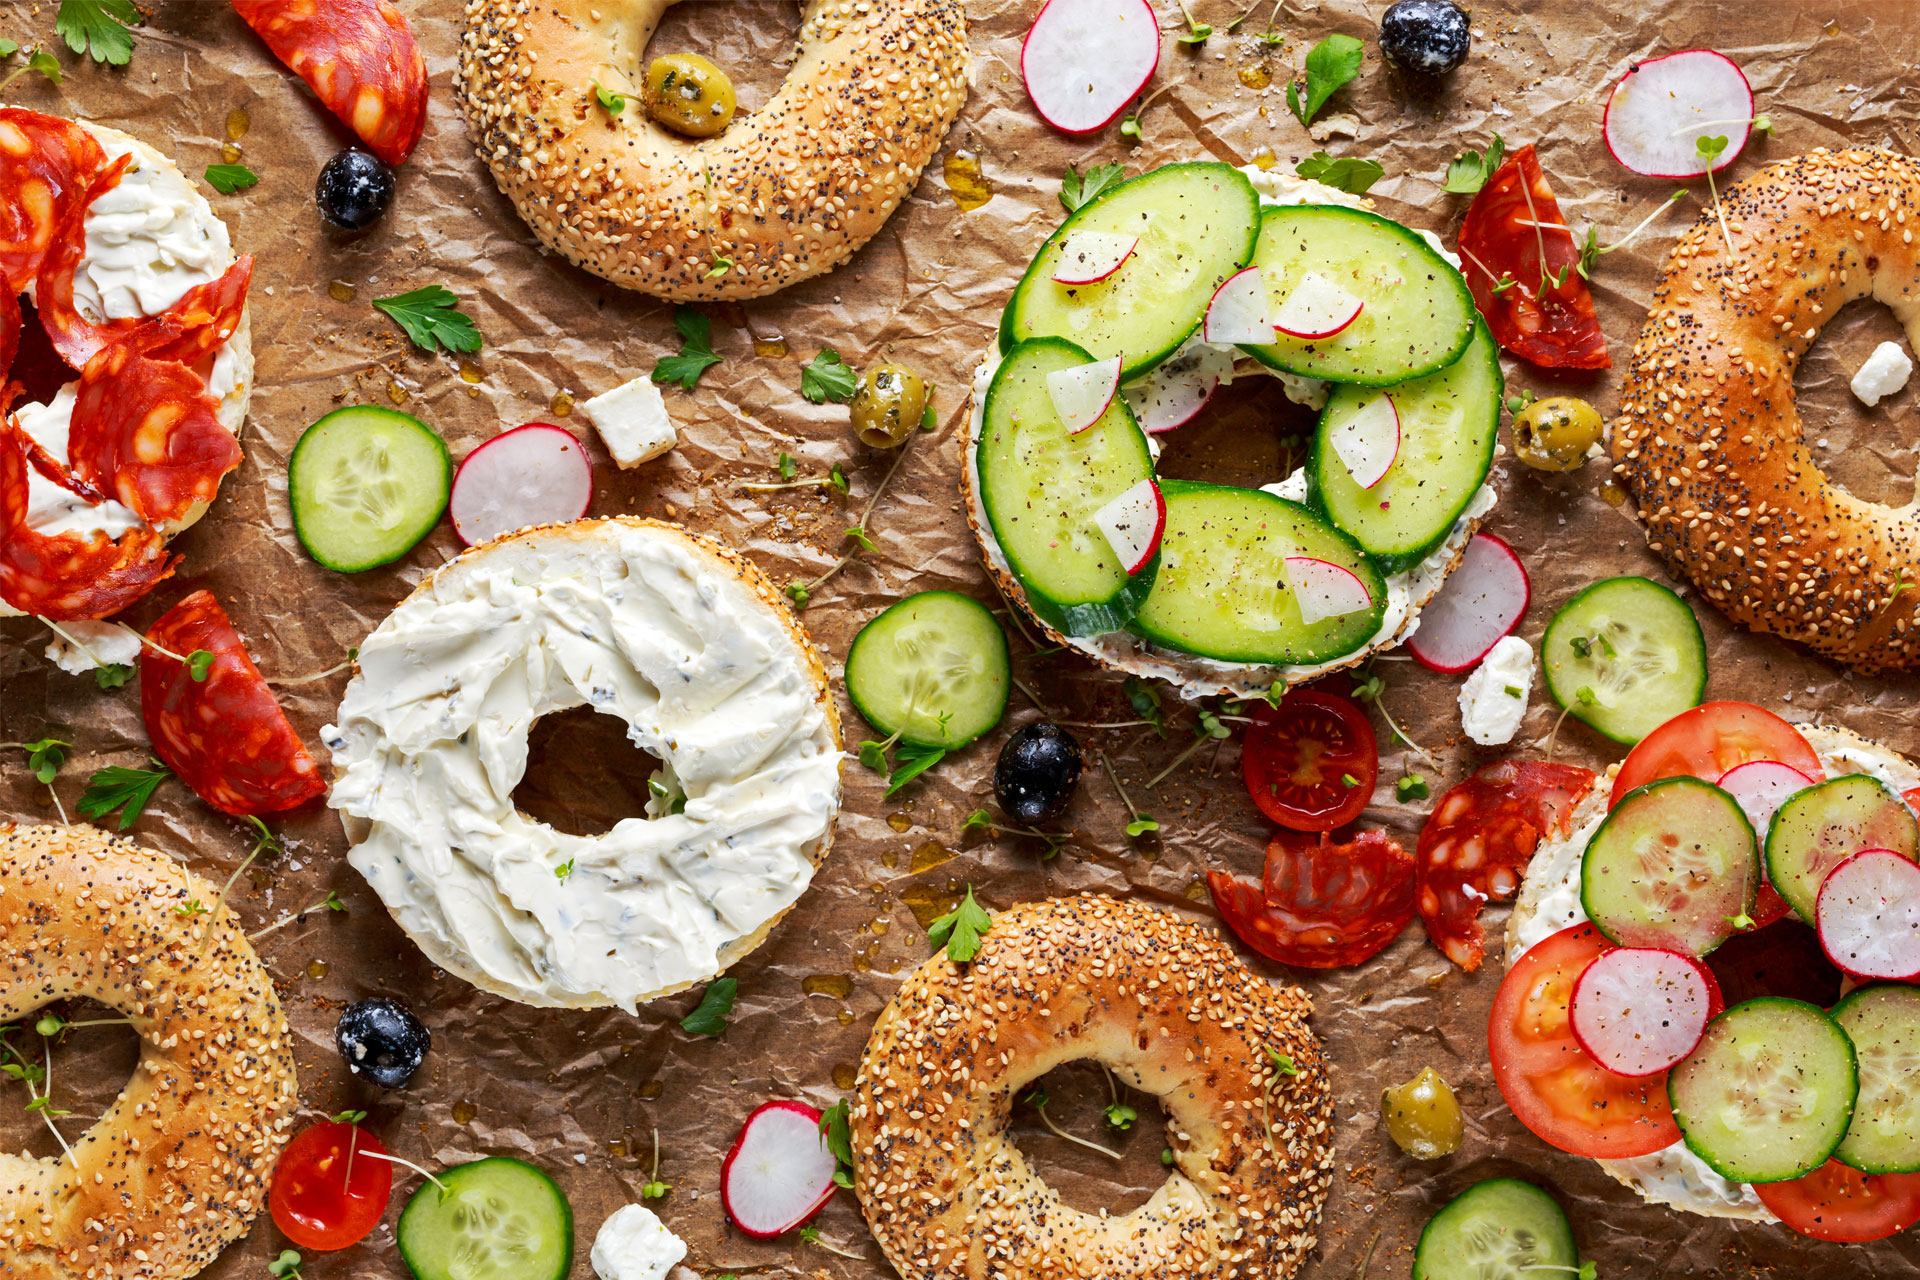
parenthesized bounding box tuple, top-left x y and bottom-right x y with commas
(1009, 1060, 1173, 1217)
(0, 999, 139, 1162)
(644, 2, 802, 116)
(1152, 375, 1322, 491)
(1793, 300, 1919, 509)
(511, 705, 673, 837)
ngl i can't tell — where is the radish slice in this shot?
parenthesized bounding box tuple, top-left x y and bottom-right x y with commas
(1203, 267, 1275, 345)
(1121, 342, 1232, 433)
(449, 422, 593, 547)
(718, 1100, 840, 1239)
(1327, 394, 1399, 488)
(1286, 556, 1372, 624)
(1092, 477, 1165, 575)
(1602, 49, 1755, 178)
(1717, 760, 1816, 838)
(1052, 231, 1139, 284)
(1021, 0, 1160, 136)
(1570, 946, 1721, 1077)
(1817, 850, 1920, 981)
(1405, 533, 1530, 672)
(1045, 356, 1123, 434)
(1272, 272, 1364, 339)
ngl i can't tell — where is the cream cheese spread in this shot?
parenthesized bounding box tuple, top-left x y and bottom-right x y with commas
(1459, 634, 1534, 746)
(590, 1204, 687, 1280)
(325, 520, 843, 1013)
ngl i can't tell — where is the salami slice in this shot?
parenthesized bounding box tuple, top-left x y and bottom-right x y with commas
(140, 590, 325, 816)
(233, 0, 429, 166)
(0, 284, 20, 388)
(34, 151, 136, 368)
(0, 107, 107, 293)
(67, 346, 240, 527)
(130, 257, 253, 366)
(1208, 829, 1417, 969)
(1417, 761, 1598, 970)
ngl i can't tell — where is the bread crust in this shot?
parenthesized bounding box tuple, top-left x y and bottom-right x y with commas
(1612, 148, 1920, 671)
(455, 0, 968, 301)
(851, 895, 1334, 1280)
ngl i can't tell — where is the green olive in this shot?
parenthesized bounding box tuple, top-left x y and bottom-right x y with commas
(1512, 395, 1605, 472)
(1381, 1067, 1463, 1160)
(851, 364, 930, 449)
(642, 53, 736, 138)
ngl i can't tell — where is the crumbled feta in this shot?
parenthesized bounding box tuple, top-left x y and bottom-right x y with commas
(591, 1204, 686, 1280)
(1458, 634, 1533, 746)
(1852, 340, 1914, 407)
(44, 620, 142, 674)
(581, 376, 676, 468)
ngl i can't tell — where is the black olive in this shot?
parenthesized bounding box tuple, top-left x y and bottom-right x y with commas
(1378, 0, 1472, 77)
(994, 722, 1083, 825)
(315, 149, 396, 230)
(335, 996, 430, 1088)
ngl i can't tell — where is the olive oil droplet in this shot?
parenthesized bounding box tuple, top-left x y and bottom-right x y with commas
(220, 142, 243, 164)
(1600, 482, 1628, 508)
(909, 840, 954, 873)
(901, 881, 965, 929)
(886, 811, 913, 833)
(943, 150, 994, 212)
(1184, 878, 1210, 902)
(803, 973, 854, 999)
(832, 1062, 858, 1090)
(1237, 64, 1272, 89)
(328, 279, 355, 302)
(226, 106, 250, 140)
(306, 959, 329, 979)
(638, 1081, 664, 1100)
(460, 363, 484, 384)
(387, 380, 408, 405)
(881, 847, 900, 869)
(451, 1100, 477, 1124)
(550, 391, 575, 417)
(1251, 148, 1278, 171)
(1823, 18, 1841, 35)
(752, 336, 789, 359)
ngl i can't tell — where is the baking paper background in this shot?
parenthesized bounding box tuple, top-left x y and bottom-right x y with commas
(1, 0, 1919, 1276)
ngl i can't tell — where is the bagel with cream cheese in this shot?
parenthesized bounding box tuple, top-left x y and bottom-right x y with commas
(455, 0, 969, 301)
(1613, 148, 1920, 671)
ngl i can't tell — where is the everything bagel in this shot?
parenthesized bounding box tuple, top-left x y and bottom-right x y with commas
(0, 823, 298, 1280)
(1612, 148, 1920, 671)
(456, 0, 968, 301)
(850, 895, 1334, 1280)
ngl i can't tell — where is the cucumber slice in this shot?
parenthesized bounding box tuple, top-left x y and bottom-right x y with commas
(1580, 777, 1757, 957)
(1832, 984, 1920, 1174)
(978, 337, 1159, 636)
(844, 591, 1010, 749)
(1412, 1178, 1579, 1280)
(1765, 774, 1920, 926)
(1128, 479, 1387, 666)
(1669, 997, 1858, 1184)
(999, 162, 1261, 380)
(397, 1157, 573, 1280)
(289, 405, 452, 572)
(1241, 205, 1476, 386)
(1308, 317, 1501, 572)
(1541, 576, 1706, 744)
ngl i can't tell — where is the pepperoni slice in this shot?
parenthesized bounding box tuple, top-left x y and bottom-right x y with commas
(0, 107, 107, 293)
(67, 346, 240, 527)
(34, 151, 135, 367)
(140, 590, 325, 816)
(1209, 829, 1417, 969)
(0, 418, 172, 620)
(0, 284, 20, 387)
(233, 0, 429, 166)
(1417, 761, 1598, 970)
(129, 256, 253, 366)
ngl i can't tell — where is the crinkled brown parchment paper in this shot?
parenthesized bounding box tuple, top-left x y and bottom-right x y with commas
(3, 1, 1920, 1276)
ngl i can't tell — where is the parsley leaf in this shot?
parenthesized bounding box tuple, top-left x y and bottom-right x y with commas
(801, 349, 859, 404)
(203, 163, 258, 195)
(76, 763, 171, 830)
(592, 80, 626, 114)
(1443, 134, 1506, 195)
(1295, 151, 1384, 195)
(55, 0, 136, 66)
(818, 1099, 856, 1189)
(1059, 161, 1124, 214)
(93, 662, 132, 690)
(23, 738, 66, 785)
(652, 305, 721, 390)
(1286, 33, 1363, 129)
(372, 286, 483, 355)
(926, 885, 992, 963)
(679, 977, 737, 1037)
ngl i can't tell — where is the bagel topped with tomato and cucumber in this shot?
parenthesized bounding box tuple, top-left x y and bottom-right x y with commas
(963, 162, 1502, 700)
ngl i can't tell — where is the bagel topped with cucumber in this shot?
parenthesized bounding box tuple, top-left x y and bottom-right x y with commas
(964, 162, 1501, 699)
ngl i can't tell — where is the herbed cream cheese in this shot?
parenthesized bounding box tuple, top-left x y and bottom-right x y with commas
(324, 521, 843, 1014)
(1459, 634, 1534, 746)
(590, 1204, 687, 1280)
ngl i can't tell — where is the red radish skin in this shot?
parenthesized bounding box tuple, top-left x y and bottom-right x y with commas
(1051, 231, 1138, 284)
(1044, 355, 1123, 435)
(1817, 849, 1920, 981)
(1327, 394, 1399, 489)
(1406, 533, 1530, 673)
(1122, 343, 1231, 433)
(1717, 760, 1816, 840)
(1602, 50, 1755, 179)
(1203, 267, 1275, 346)
(449, 422, 593, 547)
(1093, 477, 1165, 575)
(1569, 946, 1723, 1078)
(1021, 0, 1160, 135)
(1285, 556, 1372, 625)
(719, 1100, 840, 1239)
(1272, 272, 1364, 339)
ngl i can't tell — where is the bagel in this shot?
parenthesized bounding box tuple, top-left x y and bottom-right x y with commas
(1612, 148, 1920, 671)
(455, 0, 969, 301)
(850, 895, 1334, 1280)
(0, 822, 298, 1280)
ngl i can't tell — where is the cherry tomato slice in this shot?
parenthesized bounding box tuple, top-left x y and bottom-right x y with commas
(1208, 829, 1416, 969)
(269, 1120, 393, 1251)
(1610, 702, 1822, 807)
(1241, 690, 1378, 831)
(1754, 1160, 1920, 1242)
(1488, 923, 1682, 1159)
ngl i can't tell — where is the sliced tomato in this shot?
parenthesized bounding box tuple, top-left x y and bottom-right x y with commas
(1208, 829, 1416, 968)
(1241, 690, 1378, 831)
(1754, 1160, 1920, 1243)
(1489, 923, 1682, 1159)
(269, 1120, 394, 1251)
(1457, 143, 1609, 370)
(1610, 702, 1822, 807)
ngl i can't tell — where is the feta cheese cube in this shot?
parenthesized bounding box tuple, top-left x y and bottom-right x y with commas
(1459, 634, 1533, 747)
(581, 376, 676, 468)
(1851, 340, 1914, 407)
(591, 1204, 687, 1280)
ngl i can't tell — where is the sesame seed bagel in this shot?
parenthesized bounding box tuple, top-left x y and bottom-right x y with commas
(1612, 148, 1920, 671)
(455, 0, 969, 301)
(0, 823, 297, 1280)
(851, 895, 1335, 1280)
